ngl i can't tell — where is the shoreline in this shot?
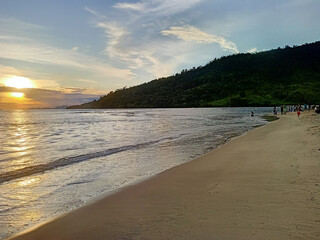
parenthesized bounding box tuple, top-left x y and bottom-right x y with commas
(10, 112, 320, 240)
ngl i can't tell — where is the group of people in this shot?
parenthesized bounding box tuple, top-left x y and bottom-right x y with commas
(273, 104, 320, 117)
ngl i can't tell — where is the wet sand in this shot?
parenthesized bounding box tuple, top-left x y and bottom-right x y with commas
(10, 112, 320, 240)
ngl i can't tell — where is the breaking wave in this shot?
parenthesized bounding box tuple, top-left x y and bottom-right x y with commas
(0, 136, 181, 184)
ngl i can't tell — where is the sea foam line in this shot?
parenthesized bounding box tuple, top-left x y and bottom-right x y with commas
(0, 136, 181, 184)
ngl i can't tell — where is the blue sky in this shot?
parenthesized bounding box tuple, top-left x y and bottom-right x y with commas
(0, 0, 319, 108)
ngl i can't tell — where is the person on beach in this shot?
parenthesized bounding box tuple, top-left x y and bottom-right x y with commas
(273, 106, 277, 115)
(297, 108, 301, 117)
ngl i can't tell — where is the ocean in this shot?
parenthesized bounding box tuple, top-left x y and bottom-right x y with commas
(0, 107, 271, 239)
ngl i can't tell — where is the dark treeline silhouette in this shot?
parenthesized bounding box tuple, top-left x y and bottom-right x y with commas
(68, 41, 320, 109)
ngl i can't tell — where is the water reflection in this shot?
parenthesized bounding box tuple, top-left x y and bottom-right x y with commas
(19, 178, 38, 187)
(0, 111, 46, 238)
(3, 111, 34, 171)
(1, 177, 43, 238)
(10, 110, 28, 124)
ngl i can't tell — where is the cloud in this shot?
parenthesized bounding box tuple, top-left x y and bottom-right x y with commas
(0, 36, 133, 90)
(0, 18, 44, 34)
(92, 20, 166, 78)
(0, 64, 64, 90)
(248, 47, 258, 53)
(0, 86, 100, 109)
(71, 46, 80, 52)
(0, 41, 131, 79)
(0, 17, 134, 91)
(161, 25, 239, 53)
(84, 6, 106, 19)
(77, 79, 97, 84)
(85, 3, 239, 83)
(95, 22, 129, 59)
(114, 2, 145, 11)
(0, 18, 45, 45)
(85, 8, 194, 80)
(113, 0, 202, 15)
(0, 35, 30, 41)
(0, 65, 23, 78)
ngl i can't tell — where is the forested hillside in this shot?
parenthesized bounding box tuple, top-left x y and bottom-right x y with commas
(68, 41, 320, 108)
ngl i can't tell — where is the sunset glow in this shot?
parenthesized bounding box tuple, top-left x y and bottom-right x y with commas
(4, 76, 34, 89)
(9, 92, 24, 98)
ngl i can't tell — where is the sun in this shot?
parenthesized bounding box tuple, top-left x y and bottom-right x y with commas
(4, 76, 34, 89)
(10, 92, 24, 98)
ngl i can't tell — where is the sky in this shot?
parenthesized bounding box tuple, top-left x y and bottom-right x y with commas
(0, 0, 319, 109)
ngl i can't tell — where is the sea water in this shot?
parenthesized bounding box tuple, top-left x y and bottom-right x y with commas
(0, 108, 271, 238)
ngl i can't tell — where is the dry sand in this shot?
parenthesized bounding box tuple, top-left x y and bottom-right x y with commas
(10, 111, 320, 240)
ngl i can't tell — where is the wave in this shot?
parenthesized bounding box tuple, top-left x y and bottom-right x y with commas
(0, 136, 182, 184)
(66, 180, 94, 186)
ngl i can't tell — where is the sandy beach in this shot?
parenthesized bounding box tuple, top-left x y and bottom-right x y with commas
(10, 111, 320, 240)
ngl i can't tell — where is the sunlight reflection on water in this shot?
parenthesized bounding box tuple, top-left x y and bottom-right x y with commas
(2, 112, 35, 172)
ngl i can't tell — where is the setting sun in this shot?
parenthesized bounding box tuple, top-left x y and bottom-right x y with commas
(4, 76, 34, 89)
(9, 92, 24, 98)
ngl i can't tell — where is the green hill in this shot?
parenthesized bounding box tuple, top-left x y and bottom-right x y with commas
(68, 42, 320, 108)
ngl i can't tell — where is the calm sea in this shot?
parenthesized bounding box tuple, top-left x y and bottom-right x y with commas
(0, 108, 271, 238)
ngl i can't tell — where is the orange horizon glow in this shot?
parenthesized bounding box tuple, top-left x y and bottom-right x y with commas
(0, 76, 38, 109)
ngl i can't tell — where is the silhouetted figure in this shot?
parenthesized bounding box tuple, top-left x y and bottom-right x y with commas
(251, 111, 254, 117)
(273, 106, 277, 115)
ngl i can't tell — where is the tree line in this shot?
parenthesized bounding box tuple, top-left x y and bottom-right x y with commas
(68, 41, 320, 109)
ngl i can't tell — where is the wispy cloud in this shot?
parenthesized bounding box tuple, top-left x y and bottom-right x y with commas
(0, 18, 45, 44)
(0, 64, 63, 89)
(84, 6, 106, 19)
(86, 10, 168, 79)
(85, 2, 241, 83)
(95, 21, 129, 60)
(114, 0, 202, 15)
(85, 6, 206, 80)
(114, 2, 145, 11)
(0, 35, 31, 41)
(86, 3, 240, 82)
(0, 18, 44, 33)
(71, 46, 80, 52)
(248, 47, 258, 53)
(161, 25, 239, 53)
(0, 18, 133, 90)
(0, 41, 131, 80)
